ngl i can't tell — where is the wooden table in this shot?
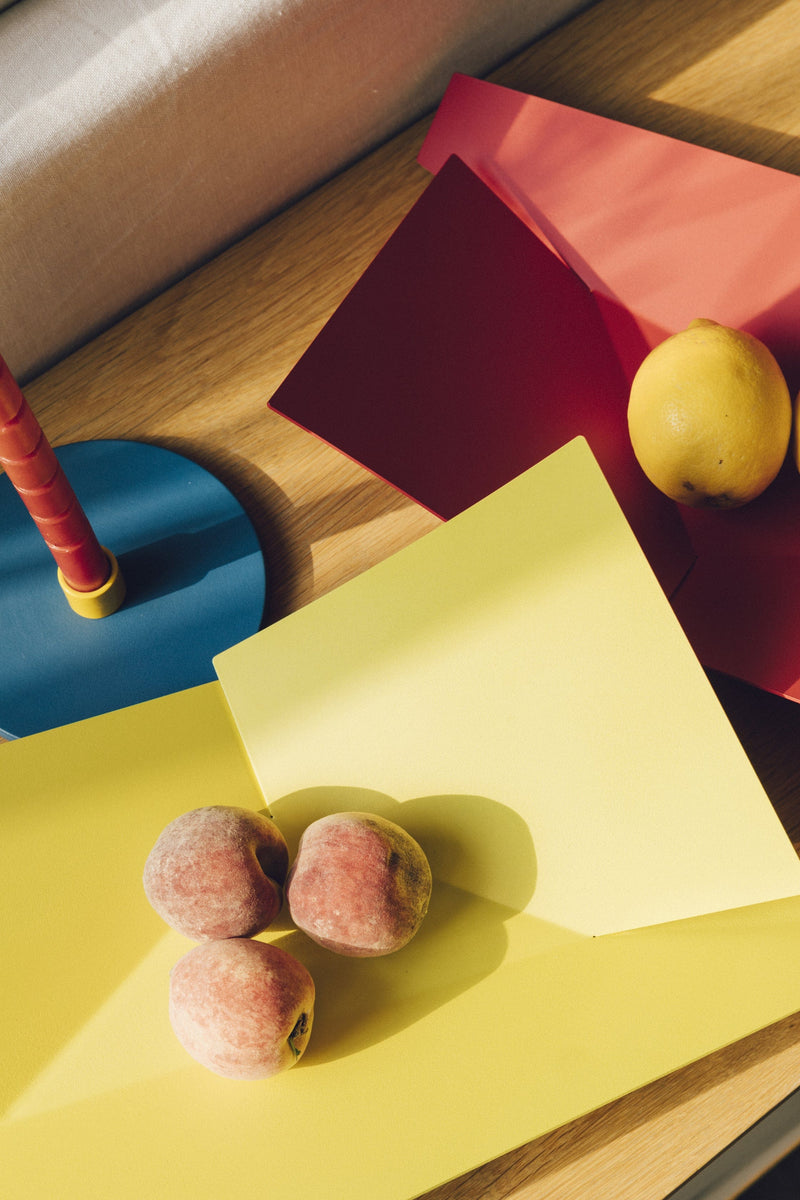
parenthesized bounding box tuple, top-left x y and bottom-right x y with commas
(11, 0, 800, 1195)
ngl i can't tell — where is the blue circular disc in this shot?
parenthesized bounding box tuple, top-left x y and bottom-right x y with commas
(0, 439, 266, 739)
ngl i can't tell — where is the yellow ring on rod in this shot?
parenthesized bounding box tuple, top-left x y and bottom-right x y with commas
(57, 548, 126, 619)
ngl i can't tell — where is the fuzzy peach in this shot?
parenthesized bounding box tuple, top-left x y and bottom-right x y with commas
(169, 938, 314, 1079)
(285, 811, 432, 956)
(143, 805, 289, 940)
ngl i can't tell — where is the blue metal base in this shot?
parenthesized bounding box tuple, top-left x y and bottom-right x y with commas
(0, 439, 266, 739)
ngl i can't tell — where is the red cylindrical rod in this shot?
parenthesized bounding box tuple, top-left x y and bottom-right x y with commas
(0, 355, 110, 592)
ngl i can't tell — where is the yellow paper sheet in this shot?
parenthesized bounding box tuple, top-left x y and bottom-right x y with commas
(5, 439, 800, 1200)
(215, 438, 800, 935)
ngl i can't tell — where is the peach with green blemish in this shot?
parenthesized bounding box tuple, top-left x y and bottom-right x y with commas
(169, 938, 315, 1079)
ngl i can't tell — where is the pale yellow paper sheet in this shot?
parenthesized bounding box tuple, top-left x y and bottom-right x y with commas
(5, 438, 800, 1200)
(215, 437, 800, 935)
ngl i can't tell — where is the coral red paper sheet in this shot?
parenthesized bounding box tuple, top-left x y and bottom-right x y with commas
(270, 75, 800, 702)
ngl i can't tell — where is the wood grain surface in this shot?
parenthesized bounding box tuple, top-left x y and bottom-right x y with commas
(7, 0, 800, 1195)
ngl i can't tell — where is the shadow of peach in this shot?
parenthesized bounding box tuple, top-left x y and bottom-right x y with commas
(263, 786, 537, 1066)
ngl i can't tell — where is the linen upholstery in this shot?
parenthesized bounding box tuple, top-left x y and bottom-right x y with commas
(0, 0, 594, 382)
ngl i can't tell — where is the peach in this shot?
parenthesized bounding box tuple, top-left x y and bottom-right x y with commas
(285, 811, 432, 956)
(143, 805, 289, 940)
(169, 938, 314, 1079)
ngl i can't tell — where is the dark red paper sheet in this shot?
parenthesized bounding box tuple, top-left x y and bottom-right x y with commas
(270, 154, 693, 598)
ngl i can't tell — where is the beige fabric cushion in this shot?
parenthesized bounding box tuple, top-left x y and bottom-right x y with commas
(0, 0, 593, 382)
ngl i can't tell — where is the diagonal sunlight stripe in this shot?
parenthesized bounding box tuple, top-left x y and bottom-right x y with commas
(3, 931, 189, 1124)
(650, 1, 800, 134)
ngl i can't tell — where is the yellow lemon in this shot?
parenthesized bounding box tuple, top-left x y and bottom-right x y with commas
(627, 318, 791, 508)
